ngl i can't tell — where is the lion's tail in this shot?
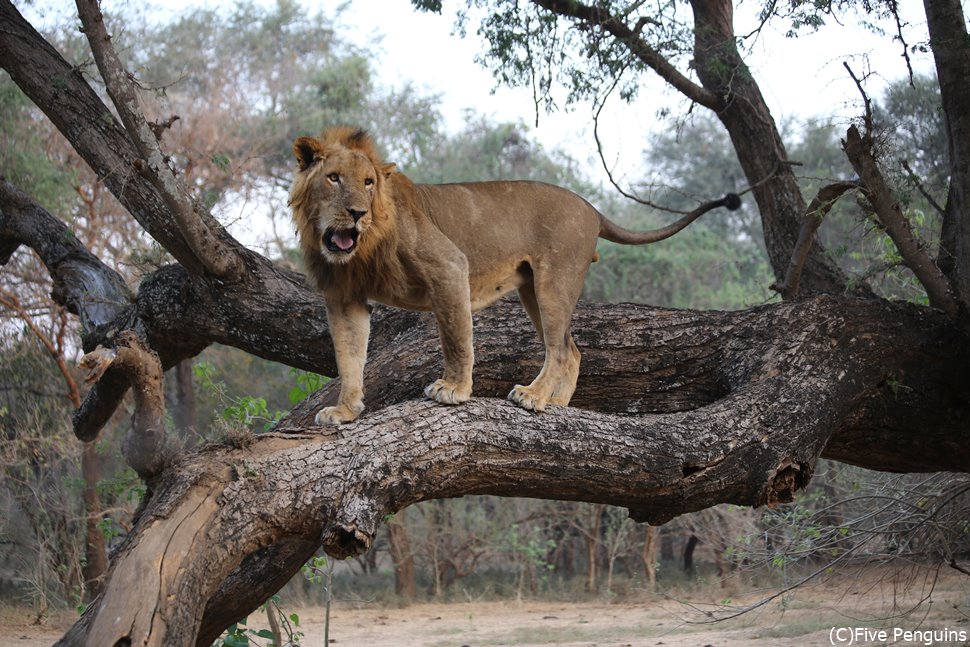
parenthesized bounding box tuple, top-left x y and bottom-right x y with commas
(598, 193, 741, 245)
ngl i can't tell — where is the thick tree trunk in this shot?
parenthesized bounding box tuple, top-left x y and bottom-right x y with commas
(924, 0, 970, 309)
(583, 504, 603, 594)
(387, 508, 417, 602)
(688, 0, 853, 294)
(683, 534, 699, 575)
(641, 525, 658, 592)
(80, 442, 107, 600)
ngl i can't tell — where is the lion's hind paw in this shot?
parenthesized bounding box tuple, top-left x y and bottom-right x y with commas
(508, 384, 548, 412)
(424, 379, 471, 405)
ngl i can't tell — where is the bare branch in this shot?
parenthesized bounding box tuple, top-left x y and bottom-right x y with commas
(592, 72, 751, 216)
(74, 0, 243, 280)
(844, 62, 874, 128)
(0, 291, 81, 407)
(886, 0, 916, 84)
(839, 89, 959, 317)
(773, 180, 862, 300)
(902, 159, 947, 218)
(590, 63, 697, 214)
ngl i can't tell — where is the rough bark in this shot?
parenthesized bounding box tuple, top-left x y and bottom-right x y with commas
(51, 294, 970, 646)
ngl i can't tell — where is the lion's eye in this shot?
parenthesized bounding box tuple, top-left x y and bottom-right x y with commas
(327, 173, 340, 183)
(364, 178, 375, 187)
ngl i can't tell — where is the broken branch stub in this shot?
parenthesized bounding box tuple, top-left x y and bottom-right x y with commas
(80, 331, 170, 480)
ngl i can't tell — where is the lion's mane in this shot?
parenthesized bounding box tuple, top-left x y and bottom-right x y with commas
(289, 127, 410, 300)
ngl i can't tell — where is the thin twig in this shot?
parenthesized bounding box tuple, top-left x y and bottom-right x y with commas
(591, 63, 696, 213)
(843, 62, 873, 128)
(886, 0, 916, 84)
(901, 160, 947, 218)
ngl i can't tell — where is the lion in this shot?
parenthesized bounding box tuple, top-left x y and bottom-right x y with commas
(290, 127, 740, 424)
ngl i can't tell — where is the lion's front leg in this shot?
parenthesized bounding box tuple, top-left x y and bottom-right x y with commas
(316, 298, 370, 425)
(425, 267, 474, 406)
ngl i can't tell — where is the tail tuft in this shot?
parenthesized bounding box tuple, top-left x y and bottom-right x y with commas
(723, 193, 742, 211)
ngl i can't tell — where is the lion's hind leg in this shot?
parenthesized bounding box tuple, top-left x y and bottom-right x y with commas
(508, 331, 580, 411)
(509, 270, 584, 412)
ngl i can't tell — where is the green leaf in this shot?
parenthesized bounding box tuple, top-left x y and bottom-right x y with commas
(211, 152, 231, 171)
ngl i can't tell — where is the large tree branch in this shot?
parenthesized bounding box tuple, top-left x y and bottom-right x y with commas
(0, 177, 132, 337)
(53, 295, 970, 646)
(6, 175, 967, 476)
(772, 180, 862, 300)
(80, 331, 169, 480)
(0, 0, 245, 276)
(843, 123, 959, 317)
(74, 0, 243, 280)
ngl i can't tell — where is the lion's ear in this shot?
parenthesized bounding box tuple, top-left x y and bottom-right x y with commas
(381, 163, 397, 179)
(293, 137, 324, 171)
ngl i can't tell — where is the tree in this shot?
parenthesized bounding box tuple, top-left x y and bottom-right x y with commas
(1, 1, 969, 646)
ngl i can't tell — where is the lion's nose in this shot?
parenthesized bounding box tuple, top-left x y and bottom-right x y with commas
(347, 207, 367, 222)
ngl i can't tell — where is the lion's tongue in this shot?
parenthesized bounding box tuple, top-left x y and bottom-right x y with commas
(332, 230, 355, 251)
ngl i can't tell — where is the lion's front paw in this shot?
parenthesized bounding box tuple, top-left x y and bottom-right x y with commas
(424, 379, 472, 405)
(508, 385, 548, 412)
(314, 403, 363, 425)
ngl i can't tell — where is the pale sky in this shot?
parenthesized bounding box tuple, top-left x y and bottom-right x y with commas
(333, 0, 940, 183)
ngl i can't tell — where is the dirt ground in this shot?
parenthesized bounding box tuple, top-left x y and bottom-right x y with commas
(4, 567, 968, 646)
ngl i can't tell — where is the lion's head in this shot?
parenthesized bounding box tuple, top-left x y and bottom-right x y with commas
(289, 127, 396, 266)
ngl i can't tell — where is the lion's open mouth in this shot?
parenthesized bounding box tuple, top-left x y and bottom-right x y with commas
(324, 227, 359, 254)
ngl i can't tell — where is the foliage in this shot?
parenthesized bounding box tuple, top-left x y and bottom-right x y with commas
(457, 0, 691, 110)
(192, 354, 327, 434)
(211, 597, 303, 647)
(0, 78, 76, 213)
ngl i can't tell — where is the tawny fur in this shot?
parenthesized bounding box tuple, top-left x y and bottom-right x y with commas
(290, 127, 736, 424)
